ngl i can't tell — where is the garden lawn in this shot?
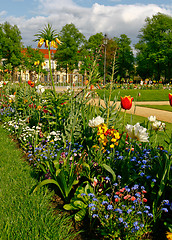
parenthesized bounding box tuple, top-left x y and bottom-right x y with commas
(96, 89, 171, 101)
(0, 125, 77, 240)
(136, 105, 172, 112)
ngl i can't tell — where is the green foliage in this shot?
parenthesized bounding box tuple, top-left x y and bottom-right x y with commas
(64, 182, 94, 221)
(0, 22, 22, 69)
(135, 13, 172, 81)
(54, 23, 86, 72)
(114, 34, 134, 79)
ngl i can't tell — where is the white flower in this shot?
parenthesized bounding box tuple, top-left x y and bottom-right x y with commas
(88, 116, 104, 127)
(125, 123, 149, 142)
(151, 120, 161, 130)
(148, 116, 156, 122)
(36, 85, 45, 94)
(9, 95, 15, 101)
(151, 120, 165, 131)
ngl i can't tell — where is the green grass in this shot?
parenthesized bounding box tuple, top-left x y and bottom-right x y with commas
(96, 89, 171, 101)
(0, 125, 78, 240)
(136, 105, 172, 112)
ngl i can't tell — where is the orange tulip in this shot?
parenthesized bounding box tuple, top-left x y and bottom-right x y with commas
(169, 93, 172, 106)
(37, 38, 44, 48)
(121, 96, 133, 110)
(55, 38, 62, 45)
(45, 40, 49, 48)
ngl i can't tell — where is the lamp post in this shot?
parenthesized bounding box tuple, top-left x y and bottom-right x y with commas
(103, 34, 108, 85)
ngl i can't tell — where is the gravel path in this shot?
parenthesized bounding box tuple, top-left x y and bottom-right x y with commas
(89, 99, 172, 123)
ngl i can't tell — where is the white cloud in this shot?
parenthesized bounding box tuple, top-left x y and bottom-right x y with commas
(0, 1, 171, 47)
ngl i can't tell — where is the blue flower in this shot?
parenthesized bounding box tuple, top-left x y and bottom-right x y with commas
(148, 213, 153, 217)
(140, 223, 144, 228)
(137, 211, 142, 214)
(107, 204, 113, 210)
(102, 201, 108, 205)
(133, 221, 138, 226)
(152, 179, 156, 182)
(127, 209, 132, 214)
(104, 215, 109, 219)
(161, 208, 168, 212)
(118, 217, 123, 223)
(91, 207, 96, 211)
(105, 176, 110, 181)
(81, 193, 86, 196)
(92, 198, 98, 202)
(132, 184, 139, 190)
(117, 175, 122, 179)
(88, 203, 96, 208)
(92, 214, 98, 218)
(162, 200, 169, 205)
(88, 193, 95, 198)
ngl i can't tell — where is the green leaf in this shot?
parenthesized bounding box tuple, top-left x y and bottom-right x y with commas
(73, 200, 87, 209)
(75, 208, 87, 221)
(102, 163, 116, 182)
(56, 169, 61, 176)
(63, 203, 78, 211)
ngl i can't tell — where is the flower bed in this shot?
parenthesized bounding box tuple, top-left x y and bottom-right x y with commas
(0, 80, 172, 239)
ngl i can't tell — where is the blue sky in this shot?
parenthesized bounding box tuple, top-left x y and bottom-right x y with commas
(0, 0, 171, 47)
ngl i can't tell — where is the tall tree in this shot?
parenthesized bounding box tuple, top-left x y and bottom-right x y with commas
(54, 23, 86, 74)
(0, 22, 22, 69)
(0, 22, 23, 81)
(114, 34, 134, 80)
(135, 13, 172, 82)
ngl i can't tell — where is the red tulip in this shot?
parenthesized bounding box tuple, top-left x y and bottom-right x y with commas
(121, 96, 133, 110)
(169, 93, 172, 106)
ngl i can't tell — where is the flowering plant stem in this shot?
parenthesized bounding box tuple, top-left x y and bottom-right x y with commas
(48, 45, 56, 98)
(107, 51, 116, 126)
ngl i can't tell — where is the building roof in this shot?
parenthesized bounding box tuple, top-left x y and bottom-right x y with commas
(39, 49, 56, 59)
(21, 48, 56, 60)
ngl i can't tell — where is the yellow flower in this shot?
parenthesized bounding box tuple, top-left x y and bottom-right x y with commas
(38, 38, 44, 48)
(111, 138, 117, 143)
(37, 105, 42, 110)
(51, 40, 58, 48)
(110, 144, 114, 148)
(166, 232, 172, 240)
